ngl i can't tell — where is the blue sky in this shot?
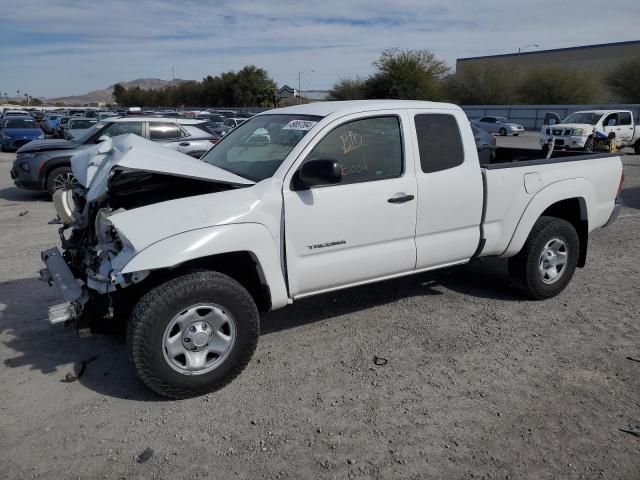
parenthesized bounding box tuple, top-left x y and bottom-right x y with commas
(1, 0, 639, 98)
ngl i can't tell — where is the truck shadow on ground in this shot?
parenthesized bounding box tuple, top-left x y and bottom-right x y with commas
(0, 186, 49, 203)
(261, 257, 519, 335)
(620, 186, 640, 210)
(0, 258, 520, 401)
(0, 276, 155, 401)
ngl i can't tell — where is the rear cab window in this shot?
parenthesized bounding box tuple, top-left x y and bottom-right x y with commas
(619, 112, 632, 126)
(414, 114, 465, 173)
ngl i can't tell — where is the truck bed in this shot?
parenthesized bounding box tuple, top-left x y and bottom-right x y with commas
(478, 150, 622, 259)
(490, 147, 617, 165)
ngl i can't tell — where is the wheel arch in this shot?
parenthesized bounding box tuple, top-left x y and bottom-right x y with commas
(40, 156, 72, 185)
(119, 224, 289, 311)
(502, 178, 594, 266)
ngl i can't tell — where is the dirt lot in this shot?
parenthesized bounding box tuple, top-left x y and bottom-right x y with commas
(1, 135, 639, 479)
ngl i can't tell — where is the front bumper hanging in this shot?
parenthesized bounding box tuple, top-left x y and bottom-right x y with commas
(40, 247, 84, 324)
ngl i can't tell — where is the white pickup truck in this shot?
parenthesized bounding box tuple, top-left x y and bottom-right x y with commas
(41, 100, 624, 398)
(540, 109, 640, 154)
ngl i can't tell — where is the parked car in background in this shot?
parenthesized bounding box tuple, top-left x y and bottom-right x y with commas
(2, 110, 31, 119)
(64, 117, 98, 141)
(473, 116, 524, 136)
(0, 116, 45, 151)
(29, 110, 45, 123)
(11, 117, 218, 195)
(223, 118, 246, 129)
(97, 111, 119, 121)
(216, 110, 237, 118)
(54, 116, 71, 138)
(202, 114, 232, 136)
(41, 113, 61, 135)
(471, 124, 497, 164)
(540, 110, 640, 154)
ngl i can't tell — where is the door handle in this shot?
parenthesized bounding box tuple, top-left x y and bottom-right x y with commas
(387, 194, 415, 204)
(179, 142, 190, 146)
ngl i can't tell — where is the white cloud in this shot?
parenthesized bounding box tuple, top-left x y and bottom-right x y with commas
(1, 0, 638, 97)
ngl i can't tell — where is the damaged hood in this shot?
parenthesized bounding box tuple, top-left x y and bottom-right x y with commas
(70, 134, 254, 202)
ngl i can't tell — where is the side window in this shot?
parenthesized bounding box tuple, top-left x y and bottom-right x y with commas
(149, 122, 182, 140)
(479, 117, 489, 123)
(604, 113, 618, 126)
(619, 112, 632, 125)
(415, 114, 464, 174)
(103, 122, 143, 138)
(307, 116, 403, 185)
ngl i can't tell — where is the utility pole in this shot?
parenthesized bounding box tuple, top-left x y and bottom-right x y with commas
(171, 66, 175, 107)
(516, 44, 539, 76)
(297, 70, 314, 104)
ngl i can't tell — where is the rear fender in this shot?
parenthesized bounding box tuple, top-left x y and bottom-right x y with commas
(501, 178, 594, 258)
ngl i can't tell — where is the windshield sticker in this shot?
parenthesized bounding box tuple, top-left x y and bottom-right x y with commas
(283, 120, 317, 131)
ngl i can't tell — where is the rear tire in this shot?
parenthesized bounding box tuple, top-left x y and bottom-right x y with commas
(634, 141, 640, 155)
(127, 271, 259, 399)
(499, 128, 507, 136)
(46, 166, 76, 196)
(508, 216, 579, 300)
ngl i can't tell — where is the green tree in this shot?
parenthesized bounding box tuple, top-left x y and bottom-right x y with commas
(605, 57, 640, 103)
(328, 77, 367, 100)
(365, 48, 449, 100)
(112, 83, 126, 105)
(233, 66, 277, 107)
(517, 67, 598, 104)
(443, 64, 518, 105)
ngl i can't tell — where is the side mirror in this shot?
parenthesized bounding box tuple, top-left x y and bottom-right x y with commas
(97, 135, 109, 143)
(294, 158, 342, 190)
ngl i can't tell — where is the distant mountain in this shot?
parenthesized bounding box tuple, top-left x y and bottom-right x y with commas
(48, 78, 188, 105)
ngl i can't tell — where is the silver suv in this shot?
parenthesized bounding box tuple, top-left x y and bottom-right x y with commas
(11, 117, 219, 195)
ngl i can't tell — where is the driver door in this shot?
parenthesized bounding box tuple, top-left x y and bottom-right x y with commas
(283, 112, 417, 297)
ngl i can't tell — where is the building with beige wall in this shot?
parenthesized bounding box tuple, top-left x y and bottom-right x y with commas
(456, 40, 640, 100)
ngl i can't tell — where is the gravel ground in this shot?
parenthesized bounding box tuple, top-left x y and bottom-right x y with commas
(1, 135, 639, 479)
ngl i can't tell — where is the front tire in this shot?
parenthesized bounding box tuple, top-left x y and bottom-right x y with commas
(127, 271, 259, 399)
(584, 137, 594, 153)
(508, 216, 579, 300)
(46, 166, 76, 196)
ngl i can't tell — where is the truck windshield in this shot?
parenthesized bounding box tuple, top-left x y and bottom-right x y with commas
(201, 114, 322, 181)
(562, 112, 603, 125)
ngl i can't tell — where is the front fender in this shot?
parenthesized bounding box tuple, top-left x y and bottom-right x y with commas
(501, 178, 594, 258)
(120, 223, 289, 309)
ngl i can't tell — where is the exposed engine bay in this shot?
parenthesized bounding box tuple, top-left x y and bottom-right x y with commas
(43, 134, 253, 328)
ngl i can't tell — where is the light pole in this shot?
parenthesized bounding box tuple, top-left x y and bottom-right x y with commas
(297, 69, 314, 104)
(24, 93, 30, 107)
(516, 44, 539, 76)
(16, 90, 20, 104)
